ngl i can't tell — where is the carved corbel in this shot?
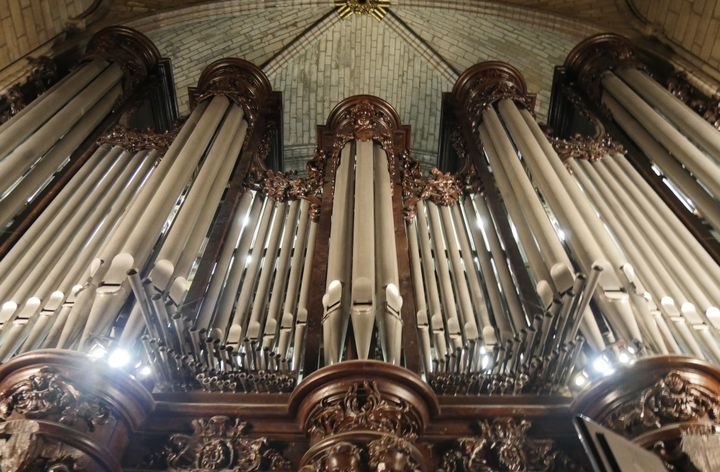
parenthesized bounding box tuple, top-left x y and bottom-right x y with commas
(666, 72, 720, 131)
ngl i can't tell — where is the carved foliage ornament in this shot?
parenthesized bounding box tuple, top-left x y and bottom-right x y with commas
(666, 72, 720, 131)
(161, 416, 291, 471)
(604, 371, 720, 438)
(0, 56, 59, 124)
(438, 418, 581, 472)
(331, 100, 397, 162)
(96, 124, 180, 154)
(0, 367, 111, 432)
(546, 133, 625, 166)
(453, 64, 535, 131)
(307, 381, 421, 441)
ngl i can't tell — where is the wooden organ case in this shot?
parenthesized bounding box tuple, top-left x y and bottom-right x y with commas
(0, 27, 719, 472)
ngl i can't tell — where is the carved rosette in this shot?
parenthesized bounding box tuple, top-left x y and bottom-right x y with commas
(84, 26, 161, 98)
(306, 380, 421, 442)
(189, 58, 273, 128)
(451, 61, 536, 134)
(96, 124, 180, 154)
(151, 416, 291, 471)
(437, 418, 581, 472)
(602, 371, 720, 438)
(563, 34, 642, 105)
(0, 367, 111, 433)
(546, 133, 625, 169)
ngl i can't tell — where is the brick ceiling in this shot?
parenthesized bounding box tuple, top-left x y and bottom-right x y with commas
(126, 2, 619, 171)
(4, 0, 717, 170)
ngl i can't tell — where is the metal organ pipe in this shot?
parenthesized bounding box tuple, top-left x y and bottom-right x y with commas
(501, 101, 643, 344)
(601, 72, 720, 197)
(0, 65, 123, 196)
(0, 61, 108, 159)
(351, 139, 376, 360)
(0, 85, 120, 227)
(618, 67, 720, 160)
(293, 216, 318, 370)
(81, 96, 230, 347)
(209, 195, 265, 334)
(602, 94, 720, 233)
(194, 190, 255, 330)
(227, 199, 277, 344)
(374, 146, 402, 365)
(477, 125, 553, 291)
(323, 143, 353, 364)
(279, 198, 311, 363)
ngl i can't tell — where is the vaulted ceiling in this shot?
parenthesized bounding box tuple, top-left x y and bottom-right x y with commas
(126, 2, 610, 170)
(1, 0, 719, 170)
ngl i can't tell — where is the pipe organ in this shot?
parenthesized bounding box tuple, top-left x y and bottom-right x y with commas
(0, 27, 719, 471)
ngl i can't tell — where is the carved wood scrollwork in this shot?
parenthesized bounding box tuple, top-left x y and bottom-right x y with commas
(437, 418, 583, 472)
(188, 58, 273, 128)
(546, 132, 625, 169)
(0, 367, 111, 433)
(451, 61, 536, 134)
(563, 33, 642, 105)
(306, 380, 421, 442)
(83, 26, 161, 98)
(147, 416, 292, 471)
(316, 95, 411, 182)
(603, 370, 720, 438)
(96, 123, 181, 154)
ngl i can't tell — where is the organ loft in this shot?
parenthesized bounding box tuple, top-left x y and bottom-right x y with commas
(1, 1, 720, 471)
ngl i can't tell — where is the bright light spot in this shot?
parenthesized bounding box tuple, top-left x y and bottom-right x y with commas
(574, 372, 588, 387)
(88, 344, 107, 360)
(707, 307, 720, 319)
(618, 351, 631, 364)
(627, 345, 637, 355)
(592, 356, 614, 376)
(242, 216, 250, 228)
(329, 279, 342, 290)
(477, 218, 484, 230)
(479, 345, 486, 355)
(108, 348, 131, 368)
(557, 229, 566, 241)
(245, 255, 252, 265)
(387, 283, 399, 297)
(1, 301, 17, 311)
(138, 365, 152, 378)
(481, 354, 490, 370)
